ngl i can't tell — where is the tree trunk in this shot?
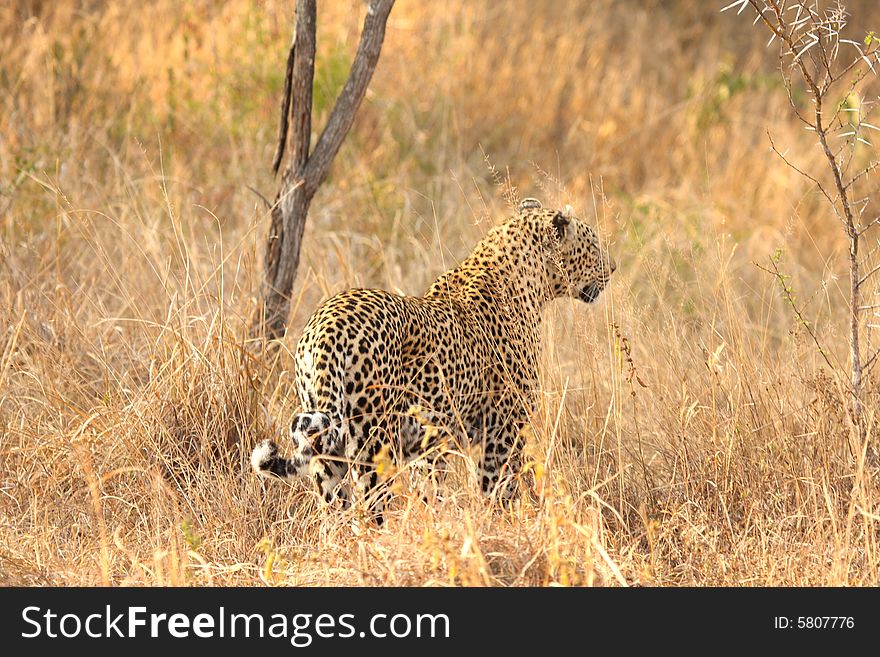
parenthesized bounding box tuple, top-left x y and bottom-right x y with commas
(259, 0, 395, 339)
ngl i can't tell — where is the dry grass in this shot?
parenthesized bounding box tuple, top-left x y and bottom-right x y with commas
(2, 0, 880, 586)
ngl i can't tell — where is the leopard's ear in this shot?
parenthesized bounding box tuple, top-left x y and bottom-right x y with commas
(518, 197, 542, 213)
(551, 211, 570, 241)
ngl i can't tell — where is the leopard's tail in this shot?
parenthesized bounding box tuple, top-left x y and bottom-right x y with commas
(250, 439, 312, 480)
(251, 411, 341, 481)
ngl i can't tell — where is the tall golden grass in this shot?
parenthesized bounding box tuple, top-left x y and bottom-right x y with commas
(1, 0, 879, 586)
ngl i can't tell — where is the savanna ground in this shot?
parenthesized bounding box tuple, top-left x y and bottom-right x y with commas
(2, 0, 880, 586)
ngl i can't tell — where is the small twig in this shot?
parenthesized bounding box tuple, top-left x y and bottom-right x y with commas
(858, 216, 880, 236)
(755, 256, 838, 373)
(246, 185, 273, 210)
(767, 131, 840, 218)
(847, 159, 880, 190)
(864, 346, 880, 375)
(857, 261, 880, 288)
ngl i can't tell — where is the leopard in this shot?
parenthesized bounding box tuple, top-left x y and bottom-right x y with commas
(251, 197, 616, 522)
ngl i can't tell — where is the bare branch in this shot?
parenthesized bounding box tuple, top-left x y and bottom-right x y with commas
(271, 35, 297, 176)
(302, 0, 395, 199)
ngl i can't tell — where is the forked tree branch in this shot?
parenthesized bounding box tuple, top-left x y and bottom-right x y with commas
(259, 0, 395, 339)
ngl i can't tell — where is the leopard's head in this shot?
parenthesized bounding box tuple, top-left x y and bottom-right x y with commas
(518, 198, 616, 303)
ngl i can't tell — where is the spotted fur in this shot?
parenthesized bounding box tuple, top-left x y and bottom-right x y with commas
(252, 199, 616, 521)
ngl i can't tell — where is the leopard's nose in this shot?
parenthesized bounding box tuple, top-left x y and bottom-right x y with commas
(609, 258, 617, 274)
